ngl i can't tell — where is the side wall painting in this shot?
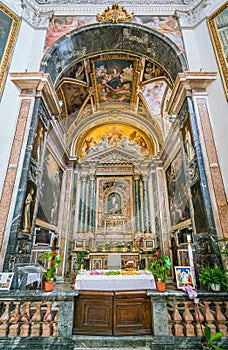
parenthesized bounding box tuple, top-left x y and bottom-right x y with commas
(0, 3, 20, 97)
(37, 149, 63, 226)
(20, 181, 37, 234)
(166, 151, 190, 227)
(190, 181, 208, 233)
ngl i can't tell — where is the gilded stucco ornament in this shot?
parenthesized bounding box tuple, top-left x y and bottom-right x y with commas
(97, 3, 134, 24)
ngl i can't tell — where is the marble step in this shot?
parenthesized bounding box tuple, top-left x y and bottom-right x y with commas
(73, 335, 153, 349)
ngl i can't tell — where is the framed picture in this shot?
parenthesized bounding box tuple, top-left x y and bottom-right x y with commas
(175, 266, 195, 289)
(207, 3, 228, 100)
(34, 227, 52, 245)
(0, 272, 14, 290)
(0, 3, 20, 97)
(92, 259, 102, 270)
(146, 241, 154, 248)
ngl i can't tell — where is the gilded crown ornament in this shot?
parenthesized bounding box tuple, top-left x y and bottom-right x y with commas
(97, 3, 134, 24)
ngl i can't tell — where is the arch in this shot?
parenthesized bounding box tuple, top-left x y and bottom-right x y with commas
(40, 22, 187, 85)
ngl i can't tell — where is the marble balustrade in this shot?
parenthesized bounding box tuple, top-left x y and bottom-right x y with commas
(0, 289, 227, 349)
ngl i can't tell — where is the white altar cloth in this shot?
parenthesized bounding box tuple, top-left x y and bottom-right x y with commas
(74, 272, 156, 291)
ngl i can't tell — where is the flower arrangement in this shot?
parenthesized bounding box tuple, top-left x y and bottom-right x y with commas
(37, 250, 61, 282)
(147, 250, 171, 282)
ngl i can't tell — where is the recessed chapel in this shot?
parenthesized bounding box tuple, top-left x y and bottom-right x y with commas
(0, 0, 227, 349)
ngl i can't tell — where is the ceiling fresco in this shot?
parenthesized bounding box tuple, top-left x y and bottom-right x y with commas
(49, 9, 187, 158)
(56, 52, 173, 156)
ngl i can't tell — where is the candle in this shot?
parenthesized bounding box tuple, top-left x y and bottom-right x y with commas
(187, 234, 191, 242)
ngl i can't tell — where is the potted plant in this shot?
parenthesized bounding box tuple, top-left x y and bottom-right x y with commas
(37, 250, 61, 292)
(147, 251, 171, 292)
(199, 265, 227, 292)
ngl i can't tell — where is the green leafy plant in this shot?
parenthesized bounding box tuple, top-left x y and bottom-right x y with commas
(147, 251, 171, 282)
(37, 250, 61, 282)
(203, 326, 224, 350)
(199, 265, 227, 291)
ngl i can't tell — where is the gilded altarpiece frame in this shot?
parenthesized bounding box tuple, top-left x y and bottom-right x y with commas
(207, 3, 228, 99)
(0, 3, 20, 97)
(96, 176, 133, 235)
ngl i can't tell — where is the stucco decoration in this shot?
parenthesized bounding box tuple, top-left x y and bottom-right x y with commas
(20, 0, 225, 28)
(176, 0, 225, 28)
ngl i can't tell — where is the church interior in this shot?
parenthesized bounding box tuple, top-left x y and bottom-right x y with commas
(0, 0, 227, 349)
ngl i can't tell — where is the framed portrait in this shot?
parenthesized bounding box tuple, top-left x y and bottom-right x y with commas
(0, 3, 20, 97)
(207, 3, 228, 99)
(0, 272, 14, 290)
(175, 266, 195, 289)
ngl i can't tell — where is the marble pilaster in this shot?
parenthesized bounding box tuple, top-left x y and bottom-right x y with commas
(78, 175, 87, 233)
(87, 174, 96, 232)
(142, 174, 150, 233)
(134, 175, 141, 233)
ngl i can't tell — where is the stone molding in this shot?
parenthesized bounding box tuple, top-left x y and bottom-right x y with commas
(166, 71, 217, 116)
(176, 0, 226, 28)
(10, 72, 60, 116)
(9, 0, 225, 28)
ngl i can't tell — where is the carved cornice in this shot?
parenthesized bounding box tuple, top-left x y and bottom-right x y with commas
(19, 0, 205, 23)
(13, 0, 225, 30)
(176, 0, 226, 28)
(83, 147, 144, 165)
(10, 72, 61, 115)
(167, 71, 217, 116)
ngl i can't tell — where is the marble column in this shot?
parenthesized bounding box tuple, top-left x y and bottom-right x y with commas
(187, 96, 221, 261)
(142, 174, 150, 233)
(134, 175, 141, 233)
(59, 164, 74, 277)
(78, 175, 87, 233)
(87, 174, 96, 233)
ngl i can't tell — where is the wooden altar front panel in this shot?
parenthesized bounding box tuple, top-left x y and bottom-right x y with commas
(113, 290, 152, 336)
(73, 290, 152, 336)
(74, 291, 113, 335)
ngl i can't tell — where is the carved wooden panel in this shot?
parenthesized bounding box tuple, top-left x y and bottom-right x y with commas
(113, 290, 152, 336)
(73, 290, 152, 336)
(73, 291, 113, 335)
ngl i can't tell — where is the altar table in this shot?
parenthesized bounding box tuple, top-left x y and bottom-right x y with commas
(74, 272, 156, 291)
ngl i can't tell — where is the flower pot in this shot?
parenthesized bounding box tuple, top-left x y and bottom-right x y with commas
(156, 280, 166, 292)
(43, 280, 53, 292)
(211, 283, 221, 292)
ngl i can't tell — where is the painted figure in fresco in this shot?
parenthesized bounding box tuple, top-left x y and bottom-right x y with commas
(22, 188, 35, 233)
